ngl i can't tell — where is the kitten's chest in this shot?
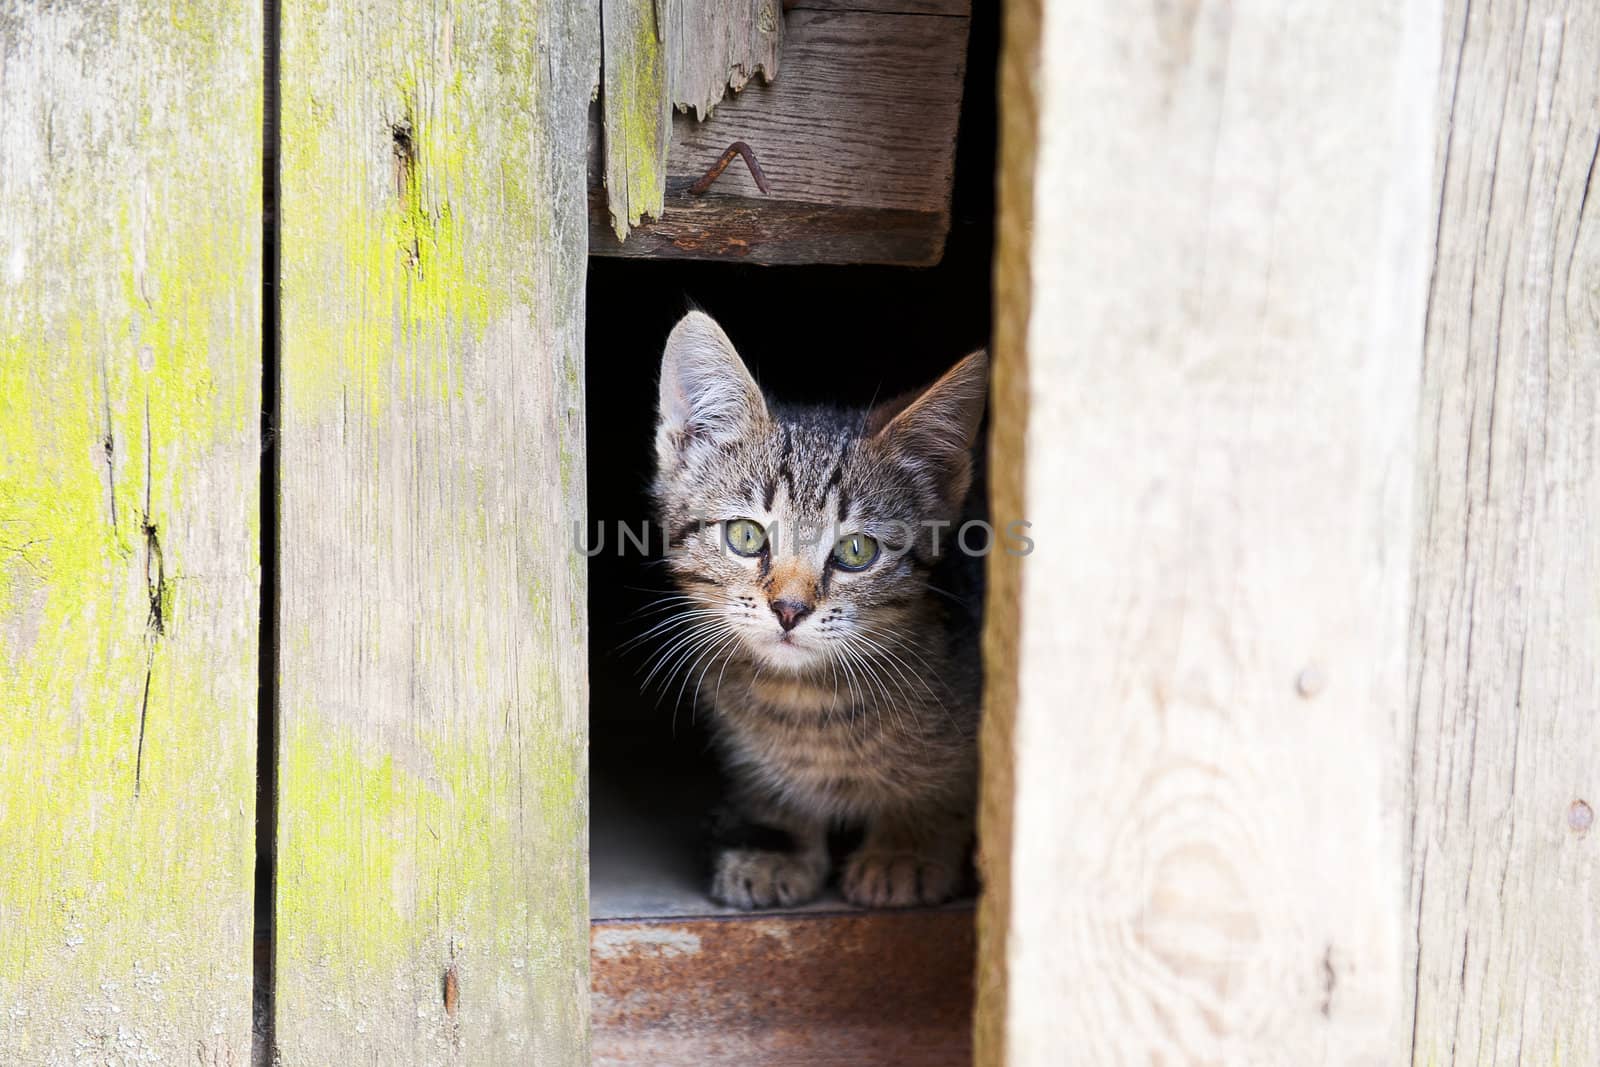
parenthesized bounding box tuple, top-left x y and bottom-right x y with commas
(712, 675, 917, 813)
(719, 685, 880, 764)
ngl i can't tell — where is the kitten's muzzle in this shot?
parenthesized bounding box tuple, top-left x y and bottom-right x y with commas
(769, 598, 813, 632)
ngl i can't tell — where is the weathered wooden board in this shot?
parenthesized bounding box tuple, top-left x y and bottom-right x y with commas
(1405, 4, 1600, 1064)
(975, 0, 1438, 1064)
(590, 3, 970, 264)
(795, 0, 965, 13)
(275, 0, 598, 1061)
(0, 2, 261, 1062)
(668, 0, 783, 121)
(593, 909, 973, 1065)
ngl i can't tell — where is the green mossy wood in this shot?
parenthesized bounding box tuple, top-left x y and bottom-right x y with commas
(601, 0, 673, 239)
(275, 0, 598, 1061)
(0, 3, 263, 1061)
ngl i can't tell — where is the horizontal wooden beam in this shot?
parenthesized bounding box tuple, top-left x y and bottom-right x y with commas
(586, 193, 946, 264)
(791, 0, 966, 13)
(593, 908, 974, 1065)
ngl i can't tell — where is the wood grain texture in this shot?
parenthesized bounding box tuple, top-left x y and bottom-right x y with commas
(590, 5, 969, 264)
(791, 0, 966, 14)
(667, 0, 783, 121)
(1406, 5, 1600, 1064)
(585, 194, 947, 264)
(975, 1, 1439, 1063)
(593, 909, 974, 1065)
(972, 0, 1036, 1059)
(602, 0, 671, 239)
(275, 0, 598, 1061)
(0, 2, 261, 1061)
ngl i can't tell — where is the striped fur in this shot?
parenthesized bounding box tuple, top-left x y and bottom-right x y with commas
(650, 311, 987, 908)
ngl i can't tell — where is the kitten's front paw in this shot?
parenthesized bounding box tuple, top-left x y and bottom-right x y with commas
(710, 848, 825, 909)
(841, 849, 958, 908)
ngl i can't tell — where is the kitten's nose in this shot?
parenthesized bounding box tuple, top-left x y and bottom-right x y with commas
(770, 599, 813, 632)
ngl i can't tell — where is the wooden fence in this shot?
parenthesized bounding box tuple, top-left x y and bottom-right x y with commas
(2, 0, 594, 1062)
(2, 0, 1595, 1064)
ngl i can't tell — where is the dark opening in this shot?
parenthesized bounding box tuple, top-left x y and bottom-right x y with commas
(585, 4, 999, 919)
(253, 0, 281, 1056)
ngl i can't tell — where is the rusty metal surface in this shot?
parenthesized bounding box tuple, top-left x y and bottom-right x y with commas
(592, 907, 975, 1066)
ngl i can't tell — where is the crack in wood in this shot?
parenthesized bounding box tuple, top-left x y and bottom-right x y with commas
(99, 354, 118, 536)
(1578, 126, 1600, 222)
(391, 117, 415, 198)
(134, 395, 166, 797)
(134, 518, 164, 796)
(390, 114, 423, 272)
(143, 520, 165, 636)
(141, 395, 166, 637)
(133, 646, 155, 798)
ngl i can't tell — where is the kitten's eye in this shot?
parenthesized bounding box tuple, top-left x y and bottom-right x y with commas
(832, 532, 879, 570)
(724, 518, 767, 557)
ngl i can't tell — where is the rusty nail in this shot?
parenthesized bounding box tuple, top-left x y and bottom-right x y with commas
(1570, 799, 1593, 835)
(689, 141, 770, 196)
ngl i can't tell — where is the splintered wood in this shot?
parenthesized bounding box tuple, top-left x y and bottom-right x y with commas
(668, 0, 783, 121)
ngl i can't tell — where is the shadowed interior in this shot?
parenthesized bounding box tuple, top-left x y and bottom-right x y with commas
(585, 0, 996, 916)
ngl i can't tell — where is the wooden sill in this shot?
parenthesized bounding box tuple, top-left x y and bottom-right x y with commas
(591, 775, 975, 1065)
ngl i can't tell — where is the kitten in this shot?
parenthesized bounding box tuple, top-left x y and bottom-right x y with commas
(649, 311, 987, 909)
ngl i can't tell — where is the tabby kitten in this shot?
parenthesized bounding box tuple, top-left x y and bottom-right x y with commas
(650, 311, 987, 909)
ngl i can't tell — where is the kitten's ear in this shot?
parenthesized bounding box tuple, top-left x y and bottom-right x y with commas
(656, 311, 767, 468)
(871, 350, 989, 507)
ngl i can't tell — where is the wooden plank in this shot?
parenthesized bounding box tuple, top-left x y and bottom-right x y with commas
(274, 0, 598, 1061)
(791, 0, 967, 14)
(975, 1, 1439, 1063)
(0, 3, 261, 1061)
(590, 6, 969, 264)
(667, 0, 783, 121)
(601, 0, 672, 239)
(593, 909, 974, 1065)
(1405, 4, 1600, 1064)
